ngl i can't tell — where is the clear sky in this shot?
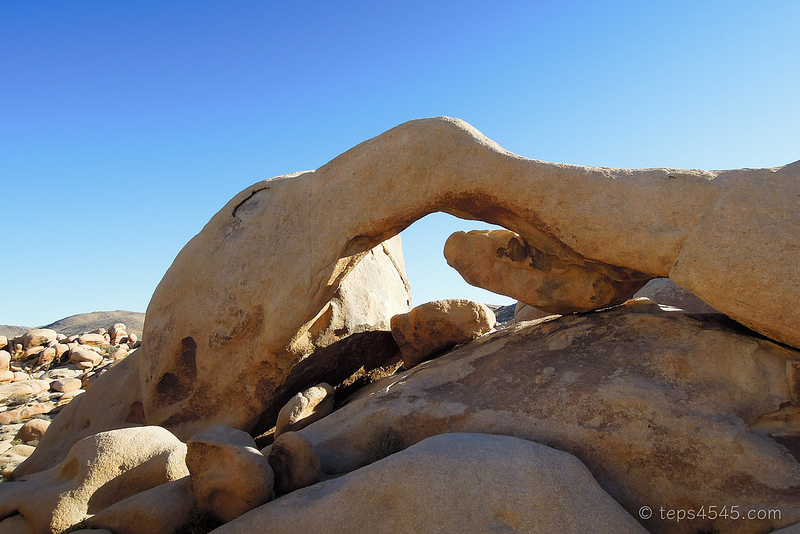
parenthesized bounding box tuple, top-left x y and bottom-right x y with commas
(1, 1, 798, 327)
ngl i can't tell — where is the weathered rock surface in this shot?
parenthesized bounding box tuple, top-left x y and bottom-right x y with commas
(76, 333, 106, 347)
(0, 403, 51, 425)
(390, 299, 496, 368)
(216, 433, 647, 534)
(49, 378, 82, 393)
(0, 316, 146, 477)
(0, 426, 188, 534)
(13, 419, 49, 445)
(513, 301, 552, 323)
(445, 229, 648, 313)
(53, 390, 82, 410)
(1, 117, 798, 533)
(275, 383, 334, 437)
(633, 277, 718, 313)
(141, 235, 411, 439)
(36, 346, 57, 367)
(0, 445, 35, 477)
(0, 380, 50, 399)
(85, 477, 195, 534)
(773, 523, 800, 533)
(108, 323, 127, 345)
(19, 330, 57, 350)
(512, 277, 716, 323)
(68, 347, 102, 367)
(487, 303, 515, 324)
(21, 345, 45, 361)
(267, 431, 320, 495)
(5, 241, 407, 474)
(186, 425, 273, 523)
(298, 301, 800, 533)
(12, 351, 144, 477)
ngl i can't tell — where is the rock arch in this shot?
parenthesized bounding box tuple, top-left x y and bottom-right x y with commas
(138, 116, 800, 438)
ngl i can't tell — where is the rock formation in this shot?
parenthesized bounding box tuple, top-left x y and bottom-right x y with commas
(266, 431, 321, 495)
(14, 419, 49, 445)
(0, 426, 188, 533)
(19, 330, 57, 351)
(186, 425, 273, 523)
(632, 277, 719, 314)
(512, 276, 717, 324)
(275, 383, 334, 437)
(513, 301, 553, 323)
(13, 240, 410, 476)
(297, 301, 800, 533)
(140, 236, 410, 440)
(390, 298, 496, 368)
(2, 322, 143, 478)
(445, 229, 648, 313)
(216, 433, 648, 534)
(2, 117, 799, 533)
(130, 117, 798, 444)
(84, 477, 194, 534)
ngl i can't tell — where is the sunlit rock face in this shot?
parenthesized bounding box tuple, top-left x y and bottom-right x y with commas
(444, 229, 648, 313)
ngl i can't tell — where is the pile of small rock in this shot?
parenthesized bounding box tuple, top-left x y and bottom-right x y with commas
(0, 323, 140, 476)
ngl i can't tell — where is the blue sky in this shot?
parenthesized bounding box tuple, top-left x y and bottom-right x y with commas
(2, 1, 798, 327)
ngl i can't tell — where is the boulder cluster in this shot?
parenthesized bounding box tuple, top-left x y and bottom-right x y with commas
(1, 117, 799, 534)
(0, 324, 139, 476)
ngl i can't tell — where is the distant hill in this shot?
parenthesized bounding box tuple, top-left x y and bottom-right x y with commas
(0, 325, 30, 338)
(43, 311, 145, 338)
(0, 311, 145, 340)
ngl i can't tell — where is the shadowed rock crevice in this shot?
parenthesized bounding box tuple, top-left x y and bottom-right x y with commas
(251, 329, 401, 437)
(232, 185, 271, 223)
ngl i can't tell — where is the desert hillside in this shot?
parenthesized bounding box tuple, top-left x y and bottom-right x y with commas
(0, 311, 144, 340)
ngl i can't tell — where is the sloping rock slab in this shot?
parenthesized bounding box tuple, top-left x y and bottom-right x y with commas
(213, 433, 646, 534)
